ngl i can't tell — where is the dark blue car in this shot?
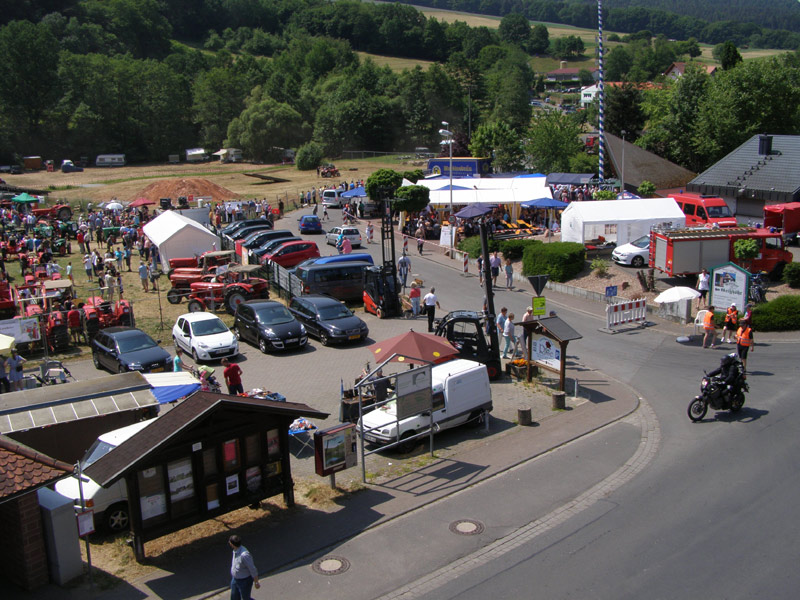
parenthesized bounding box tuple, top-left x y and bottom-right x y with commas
(298, 214, 323, 234)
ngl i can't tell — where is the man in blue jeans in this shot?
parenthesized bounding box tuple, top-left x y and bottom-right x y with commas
(229, 535, 260, 600)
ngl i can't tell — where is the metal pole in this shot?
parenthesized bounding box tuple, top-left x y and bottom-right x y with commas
(77, 461, 94, 588)
(621, 130, 626, 193)
(597, 0, 605, 183)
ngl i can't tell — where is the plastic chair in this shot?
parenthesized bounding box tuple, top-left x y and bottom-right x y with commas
(693, 310, 709, 336)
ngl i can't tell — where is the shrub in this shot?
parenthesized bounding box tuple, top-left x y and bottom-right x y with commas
(499, 238, 541, 261)
(522, 241, 586, 282)
(590, 257, 609, 276)
(782, 262, 800, 288)
(295, 142, 324, 171)
(751, 295, 800, 331)
(594, 190, 616, 200)
(457, 235, 498, 259)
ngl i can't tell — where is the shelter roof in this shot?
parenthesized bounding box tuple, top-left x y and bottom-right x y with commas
(0, 435, 72, 501)
(519, 316, 582, 343)
(85, 391, 328, 487)
(605, 133, 695, 190)
(142, 210, 216, 246)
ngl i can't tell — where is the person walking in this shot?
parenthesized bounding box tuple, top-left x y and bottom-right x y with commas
(223, 358, 244, 395)
(397, 252, 411, 289)
(423, 287, 441, 332)
(502, 313, 517, 359)
(476, 254, 484, 285)
(7, 349, 27, 391)
(173, 347, 187, 372)
(696, 268, 710, 309)
(366, 221, 374, 244)
(495, 307, 508, 336)
(341, 237, 352, 254)
(228, 535, 260, 600)
(84, 254, 93, 280)
(521, 306, 534, 359)
(409, 281, 421, 317)
(139, 261, 149, 292)
(504, 257, 514, 290)
(722, 303, 738, 344)
(736, 323, 755, 372)
(702, 306, 717, 349)
(489, 252, 502, 287)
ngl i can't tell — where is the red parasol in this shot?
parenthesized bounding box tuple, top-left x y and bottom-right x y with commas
(129, 197, 155, 208)
(368, 330, 459, 365)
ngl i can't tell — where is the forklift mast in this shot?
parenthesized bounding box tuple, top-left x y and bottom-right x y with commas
(377, 188, 401, 316)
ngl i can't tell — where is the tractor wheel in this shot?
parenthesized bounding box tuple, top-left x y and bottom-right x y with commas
(376, 308, 384, 319)
(59, 245, 66, 256)
(225, 288, 249, 314)
(57, 207, 72, 221)
(166, 288, 183, 304)
(187, 299, 204, 312)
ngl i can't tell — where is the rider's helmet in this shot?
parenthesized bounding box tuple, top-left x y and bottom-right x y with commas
(721, 352, 738, 367)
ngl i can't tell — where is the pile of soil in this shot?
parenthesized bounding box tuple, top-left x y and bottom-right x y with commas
(128, 178, 238, 203)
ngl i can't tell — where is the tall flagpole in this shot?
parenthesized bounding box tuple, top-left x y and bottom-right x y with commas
(597, 0, 605, 183)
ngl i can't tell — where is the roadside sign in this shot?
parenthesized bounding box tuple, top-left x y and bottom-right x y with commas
(527, 275, 549, 296)
(532, 296, 547, 316)
(605, 285, 618, 298)
(76, 510, 95, 537)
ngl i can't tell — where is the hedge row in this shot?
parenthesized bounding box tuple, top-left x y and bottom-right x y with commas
(522, 241, 586, 282)
(457, 236, 542, 260)
(751, 295, 800, 331)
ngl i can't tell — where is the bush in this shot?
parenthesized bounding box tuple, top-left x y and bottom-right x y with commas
(295, 142, 324, 171)
(782, 262, 800, 288)
(457, 235, 498, 259)
(590, 257, 609, 276)
(751, 295, 800, 331)
(522, 242, 586, 282)
(499, 238, 541, 261)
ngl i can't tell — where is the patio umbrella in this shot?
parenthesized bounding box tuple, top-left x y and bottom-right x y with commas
(368, 330, 459, 365)
(520, 197, 568, 209)
(341, 186, 367, 198)
(106, 202, 123, 211)
(454, 202, 493, 219)
(12, 192, 37, 203)
(0, 334, 15, 354)
(129, 197, 155, 208)
(654, 286, 701, 304)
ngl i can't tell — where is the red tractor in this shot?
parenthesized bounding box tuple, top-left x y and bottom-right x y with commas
(0, 198, 73, 222)
(167, 250, 235, 304)
(83, 296, 133, 331)
(186, 282, 226, 313)
(222, 264, 270, 314)
(167, 249, 234, 273)
(0, 280, 15, 319)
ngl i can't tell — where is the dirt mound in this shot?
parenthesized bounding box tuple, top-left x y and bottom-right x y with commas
(128, 178, 237, 203)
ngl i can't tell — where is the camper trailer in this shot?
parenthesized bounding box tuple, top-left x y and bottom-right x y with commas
(95, 154, 126, 167)
(186, 148, 209, 163)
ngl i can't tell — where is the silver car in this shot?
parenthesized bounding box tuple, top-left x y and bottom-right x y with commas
(326, 226, 362, 248)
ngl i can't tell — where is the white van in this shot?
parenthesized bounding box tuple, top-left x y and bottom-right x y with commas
(55, 419, 155, 532)
(95, 154, 126, 167)
(322, 188, 345, 208)
(360, 359, 492, 452)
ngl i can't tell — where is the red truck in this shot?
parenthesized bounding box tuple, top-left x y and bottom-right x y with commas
(763, 202, 800, 245)
(649, 226, 793, 279)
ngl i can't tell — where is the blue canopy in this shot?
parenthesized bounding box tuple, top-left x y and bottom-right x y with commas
(434, 183, 474, 191)
(520, 197, 569, 209)
(454, 203, 493, 219)
(342, 186, 367, 198)
(617, 191, 641, 199)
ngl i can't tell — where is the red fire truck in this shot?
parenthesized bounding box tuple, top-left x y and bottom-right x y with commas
(649, 226, 793, 278)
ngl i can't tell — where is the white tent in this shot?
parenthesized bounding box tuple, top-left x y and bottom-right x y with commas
(406, 175, 552, 206)
(561, 198, 685, 246)
(143, 210, 219, 270)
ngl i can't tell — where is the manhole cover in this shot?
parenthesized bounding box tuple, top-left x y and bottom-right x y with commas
(449, 519, 485, 536)
(312, 555, 351, 575)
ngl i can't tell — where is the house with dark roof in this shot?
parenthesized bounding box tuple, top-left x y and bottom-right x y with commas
(605, 133, 696, 192)
(82, 391, 327, 561)
(0, 435, 73, 590)
(688, 134, 800, 217)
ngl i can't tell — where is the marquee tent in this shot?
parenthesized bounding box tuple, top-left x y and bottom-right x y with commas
(143, 210, 218, 270)
(404, 175, 553, 207)
(560, 198, 685, 246)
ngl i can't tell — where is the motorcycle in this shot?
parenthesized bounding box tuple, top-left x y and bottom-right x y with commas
(688, 371, 749, 422)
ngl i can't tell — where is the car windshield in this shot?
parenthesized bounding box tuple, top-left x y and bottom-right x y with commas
(707, 205, 732, 218)
(116, 332, 157, 353)
(304, 217, 320, 224)
(318, 304, 353, 320)
(191, 318, 228, 336)
(630, 235, 650, 249)
(81, 439, 115, 469)
(256, 306, 294, 325)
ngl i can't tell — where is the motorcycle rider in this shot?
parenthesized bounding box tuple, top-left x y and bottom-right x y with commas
(707, 353, 744, 404)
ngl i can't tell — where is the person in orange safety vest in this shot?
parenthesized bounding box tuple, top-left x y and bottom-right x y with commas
(702, 306, 717, 349)
(736, 324, 754, 371)
(722, 303, 739, 344)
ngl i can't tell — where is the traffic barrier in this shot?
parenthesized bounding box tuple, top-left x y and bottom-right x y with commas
(463, 253, 468, 273)
(403, 236, 408, 254)
(605, 299, 647, 330)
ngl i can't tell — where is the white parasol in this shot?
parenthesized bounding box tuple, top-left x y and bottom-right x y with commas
(654, 286, 701, 304)
(106, 202, 123, 211)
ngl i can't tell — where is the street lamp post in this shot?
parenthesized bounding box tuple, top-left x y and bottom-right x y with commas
(439, 122, 454, 254)
(620, 129, 626, 194)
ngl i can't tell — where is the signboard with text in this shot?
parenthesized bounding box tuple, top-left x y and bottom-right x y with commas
(531, 336, 561, 370)
(395, 365, 433, 420)
(315, 423, 358, 477)
(710, 262, 749, 312)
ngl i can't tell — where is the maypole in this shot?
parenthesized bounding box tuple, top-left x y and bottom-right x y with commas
(597, 0, 605, 183)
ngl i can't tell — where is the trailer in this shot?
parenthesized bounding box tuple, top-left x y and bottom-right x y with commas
(649, 226, 793, 279)
(763, 202, 800, 245)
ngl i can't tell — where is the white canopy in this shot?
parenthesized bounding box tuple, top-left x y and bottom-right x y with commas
(143, 210, 219, 270)
(561, 198, 685, 246)
(403, 176, 553, 206)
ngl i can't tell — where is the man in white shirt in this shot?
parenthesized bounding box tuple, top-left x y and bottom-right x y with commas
(423, 287, 441, 332)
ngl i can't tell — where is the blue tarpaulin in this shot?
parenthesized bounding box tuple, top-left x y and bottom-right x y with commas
(143, 372, 202, 404)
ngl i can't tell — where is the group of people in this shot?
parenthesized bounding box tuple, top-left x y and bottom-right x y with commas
(701, 302, 755, 370)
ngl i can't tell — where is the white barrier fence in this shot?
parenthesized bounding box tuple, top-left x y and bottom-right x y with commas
(605, 299, 647, 331)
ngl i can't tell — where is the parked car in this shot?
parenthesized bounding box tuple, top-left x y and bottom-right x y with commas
(61, 159, 84, 173)
(262, 240, 320, 268)
(326, 226, 362, 248)
(91, 327, 172, 373)
(233, 300, 308, 353)
(55, 420, 155, 531)
(298, 214, 323, 234)
(294, 261, 372, 301)
(360, 359, 492, 452)
(288, 294, 368, 346)
(242, 229, 293, 250)
(223, 223, 274, 248)
(611, 234, 650, 267)
(250, 235, 301, 261)
(220, 219, 268, 236)
(322, 189, 345, 208)
(172, 312, 238, 361)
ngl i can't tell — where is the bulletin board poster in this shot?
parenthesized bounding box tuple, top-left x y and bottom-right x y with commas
(710, 262, 749, 313)
(140, 493, 167, 521)
(167, 457, 194, 502)
(315, 424, 357, 477)
(0, 317, 40, 343)
(531, 336, 560, 370)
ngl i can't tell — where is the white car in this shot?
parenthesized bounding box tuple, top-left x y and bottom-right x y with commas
(326, 226, 362, 248)
(611, 235, 650, 267)
(172, 312, 238, 361)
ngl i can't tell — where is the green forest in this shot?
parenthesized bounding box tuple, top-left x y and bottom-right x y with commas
(1, 0, 800, 178)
